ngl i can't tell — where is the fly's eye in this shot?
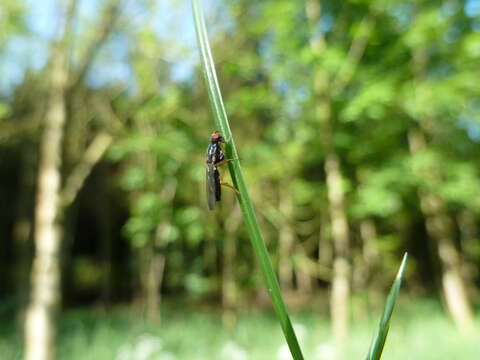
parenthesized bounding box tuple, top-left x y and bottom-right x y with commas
(211, 131, 224, 142)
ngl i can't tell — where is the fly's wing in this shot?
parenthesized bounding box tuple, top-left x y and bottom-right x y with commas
(213, 168, 221, 201)
(206, 164, 217, 210)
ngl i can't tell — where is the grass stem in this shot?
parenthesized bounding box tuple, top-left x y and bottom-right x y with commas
(191, 1, 304, 358)
(365, 252, 408, 360)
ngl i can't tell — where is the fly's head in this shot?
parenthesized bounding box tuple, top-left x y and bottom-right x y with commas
(210, 131, 225, 144)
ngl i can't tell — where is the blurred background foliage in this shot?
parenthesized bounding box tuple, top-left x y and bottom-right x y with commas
(0, 0, 480, 358)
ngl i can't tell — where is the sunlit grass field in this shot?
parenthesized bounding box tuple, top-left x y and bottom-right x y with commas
(1, 299, 478, 359)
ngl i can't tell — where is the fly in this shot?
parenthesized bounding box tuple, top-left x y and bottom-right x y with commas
(205, 131, 237, 210)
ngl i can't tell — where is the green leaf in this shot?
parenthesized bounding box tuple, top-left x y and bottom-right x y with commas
(0, 103, 9, 119)
(119, 167, 147, 190)
(191, 1, 305, 359)
(365, 253, 408, 360)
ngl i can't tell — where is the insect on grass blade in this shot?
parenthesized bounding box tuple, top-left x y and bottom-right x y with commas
(192, 1, 305, 359)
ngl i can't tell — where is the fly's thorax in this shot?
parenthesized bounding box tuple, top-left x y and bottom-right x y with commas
(206, 143, 216, 163)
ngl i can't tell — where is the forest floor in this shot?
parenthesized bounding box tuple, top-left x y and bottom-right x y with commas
(1, 298, 479, 359)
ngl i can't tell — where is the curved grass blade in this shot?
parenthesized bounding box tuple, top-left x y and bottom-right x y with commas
(191, 1, 304, 359)
(365, 252, 408, 360)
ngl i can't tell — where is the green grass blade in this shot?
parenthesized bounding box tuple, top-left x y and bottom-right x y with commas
(365, 252, 408, 360)
(191, 1, 305, 359)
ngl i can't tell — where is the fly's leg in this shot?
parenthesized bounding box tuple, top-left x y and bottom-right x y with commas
(218, 167, 239, 194)
(215, 157, 239, 194)
(214, 158, 238, 168)
(221, 181, 239, 194)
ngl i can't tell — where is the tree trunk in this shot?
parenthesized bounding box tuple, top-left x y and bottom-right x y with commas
(325, 153, 351, 349)
(278, 193, 294, 293)
(457, 210, 479, 301)
(422, 193, 474, 332)
(305, 1, 352, 351)
(145, 245, 166, 322)
(222, 204, 241, 325)
(295, 262, 313, 295)
(408, 128, 475, 332)
(354, 218, 378, 290)
(24, 1, 75, 357)
(318, 212, 332, 271)
(145, 178, 177, 323)
(359, 219, 378, 271)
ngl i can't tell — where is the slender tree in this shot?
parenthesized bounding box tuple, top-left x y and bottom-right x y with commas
(24, 1, 77, 359)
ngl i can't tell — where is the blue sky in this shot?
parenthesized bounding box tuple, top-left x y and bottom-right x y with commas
(2, 0, 479, 96)
(1, 0, 224, 95)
